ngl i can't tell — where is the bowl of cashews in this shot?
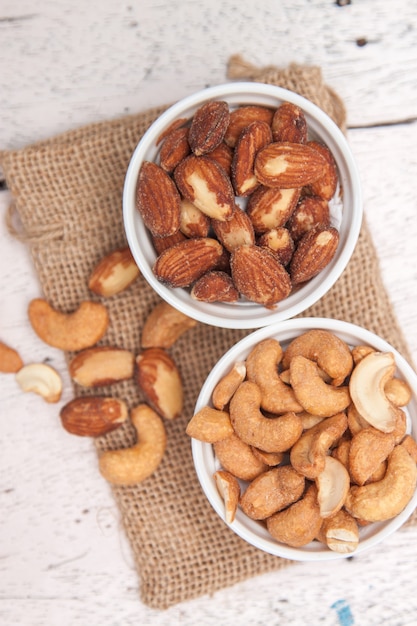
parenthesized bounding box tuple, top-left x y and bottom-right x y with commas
(187, 317, 417, 560)
(123, 82, 362, 329)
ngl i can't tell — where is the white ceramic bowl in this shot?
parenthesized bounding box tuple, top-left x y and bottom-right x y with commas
(123, 83, 362, 329)
(191, 318, 417, 560)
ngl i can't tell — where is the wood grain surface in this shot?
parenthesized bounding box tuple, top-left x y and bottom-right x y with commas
(1, 1, 417, 624)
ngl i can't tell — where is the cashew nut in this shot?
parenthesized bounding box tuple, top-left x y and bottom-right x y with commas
(98, 404, 166, 485)
(213, 432, 268, 481)
(245, 338, 303, 414)
(213, 470, 240, 523)
(240, 465, 305, 520)
(266, 484, 323, 548)
(348, 427, 396, 486)
(15, 362, 62, 403)
(401, 435, 417, 463)
(316, 456, 350, 518)
(186, 406, 233, 443)
(0, 340, 23, 373)
(229, 381, 303, 453)
(282, 329, 353, 384)
(290, 412, 348, 479)
(251, 447, 284, 467)
(212, 361, 246, 410)
(28, 298, 109, 351)
(385, 377, 412, 407)
(290, 356, 351, 418)
(320, 509, 359, 554)
(349, 351, 404, 433)
(344, 445, 417, 522)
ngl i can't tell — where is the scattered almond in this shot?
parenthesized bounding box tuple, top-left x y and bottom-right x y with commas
(136, 348, 183, 420)
(69, 346, 135, 387)
(88, 247, 140, 297)
(0, 340, 24, 373)
(60, 396, 128, 436)
(141, 301, 197, 348)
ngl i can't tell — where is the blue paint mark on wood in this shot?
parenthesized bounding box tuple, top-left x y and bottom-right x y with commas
(331, 599, 355, 625)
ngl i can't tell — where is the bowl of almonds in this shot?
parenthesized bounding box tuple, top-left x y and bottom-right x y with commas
(187, 317, 417, 560)
(123, 83, 362, 328)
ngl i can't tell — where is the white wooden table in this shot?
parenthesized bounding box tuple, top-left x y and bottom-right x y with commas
(1, 1, 417, 624)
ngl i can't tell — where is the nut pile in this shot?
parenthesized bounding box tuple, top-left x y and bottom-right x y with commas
(186, 329, 417, 553)
(136, 100, 341, 308)
(1, 247, 195, 486)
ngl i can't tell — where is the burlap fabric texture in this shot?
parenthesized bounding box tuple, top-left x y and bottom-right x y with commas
(1, 56, 415, 610)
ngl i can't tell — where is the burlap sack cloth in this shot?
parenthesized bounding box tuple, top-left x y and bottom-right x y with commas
(1, 55, 415, 609)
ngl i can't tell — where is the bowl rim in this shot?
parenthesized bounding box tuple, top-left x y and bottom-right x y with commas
(191, 317, 417, 561)
(123, 82, 363, 329)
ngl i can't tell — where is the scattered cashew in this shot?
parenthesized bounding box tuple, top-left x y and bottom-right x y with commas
(186, 406, 233, 443)
(266, 484, 323, 548)
(15, 362, 62, 403)
(28, 298, 109, 351)
(282, 329, 353, 384)
(0, 340, 23, 373)
(213, 470, 240, 523)
(349, 351, 403, 433)
(245, 338, 303, 414)
(344, 445, 417, 522)
(229, 381, 303, 453)
(240, 465, 305, 520)
(98, 404, 167, 485)
(141, 301, 197, 349)
(290, 356, 351, 418)
(212, 361, 246, 410)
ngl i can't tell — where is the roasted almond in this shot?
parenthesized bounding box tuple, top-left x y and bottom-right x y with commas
(188, 100, 230, 156)
(212, 206, 255, 252)
(271, 102, 308, 144)
(179, 198, 211, 238)
(191, 271, 239, 303)
(246, 185, 301, 233)
(60, 396, 128, 437)
(174, 155, 235, 221)
(205, 141, 233, 177)
(287, 195, 330, 242)
(136, 348, 183, 419)
(224, 105, 274, 147)
(153, 237, 224, 288)
(156, 117, 188, 145)
(257, 227, 295, 266)
(290, 225, 340, 284)
(88, 247, 140, 297)
(159, 126, 191, 172)
(254, 142, 327, 188)
(231, 244, 292, 307)
(136, 161, 181, 237)
(69, 346, 135, 387)
(231, 120, 272, 196)
(307, 141, 339, 201)
(152, 230, 187, 255)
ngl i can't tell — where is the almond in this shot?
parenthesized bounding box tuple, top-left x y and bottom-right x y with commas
(69, 346, 135, 387)
(231, 120, 272, 196)
(136, 161, 181, 236)
(88, 247, 140, 297)
(141, 301, 198, 348)
(205, 141, 233, 177)
(224, 105, 274, 147)
(136, 348, 183, 419)
(153, 237, 224, 288)
(212, 206, 255, 252)
(174, 155, 235, 221)
(230, 244, 292, 307)
(188, 100, 230, 156)
(287, 195, 330, 242)
(307, 141, 339, 201)
(0, 341, 23, 373)
(246, 185, 300, 233)
(156, 117, 188, 145)
(290, 225, 340, 284)
(60, 396, 128, 437)
(191, 271, 239, 303)
(254, 142, 327, 188)
(159, 126, 191, 172)
(271, 102, 308, 143)
(179, 198, 211, 238)
(152, 230, 187, 255)
(257, 227, 295, 266)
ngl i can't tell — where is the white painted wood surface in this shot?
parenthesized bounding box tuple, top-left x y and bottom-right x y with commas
(1, 1, 417, 624)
